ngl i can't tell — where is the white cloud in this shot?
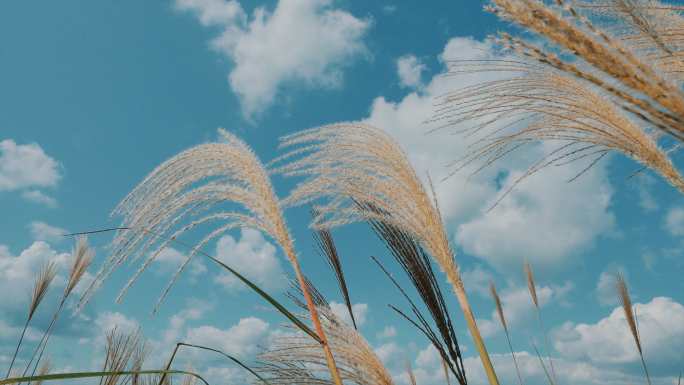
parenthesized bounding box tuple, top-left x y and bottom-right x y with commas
(374, 341, 402, 365)
(28, 221, 68, 244)
(396, 55, 426, 89)
(634, 173, 658, 212)
(0, 139, 60, 192)
(665, 205, 684, 236)
(364, 36, 615, 271)
(329, 301, 368, 327)
(555, 297, 684, 367)
(0, 242, 70, 313)
(186, 316, 270, 358)
(477, 281, 573, 337)
(213, 228, 287, 292)
(461, 265, 495, 298)
(153, 247, 207, 278)
(595, 269, 627, 307)
(21, 190, 57, 208)
(377, 325, 397, 339)
(176, 0, 370, 117)
(94, 311, 140, 335)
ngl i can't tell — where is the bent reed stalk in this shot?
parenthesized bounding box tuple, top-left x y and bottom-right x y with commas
(274, 122, 499, 385)
(78, 129, 343, 385)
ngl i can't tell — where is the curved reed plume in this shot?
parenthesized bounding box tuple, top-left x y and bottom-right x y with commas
(575, 0, 684, 81)
(257, 282, 394, 385)
(79, 129, 343, 385)
(486, 0, 684, 140)
(489, 282, 523, 385)
(6, 261, 57, 377)
(616, 273, 652, 385)
(25, 236, 95, 378)
(275, 123, 499, 385)
(434, 59, 684, 204)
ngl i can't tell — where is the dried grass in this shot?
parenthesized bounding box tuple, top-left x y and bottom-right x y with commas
(275, 122, 499, 385)
(257, 283, 394, 385)
(616, 273, 652, 385)
(78, 129, 342, 385)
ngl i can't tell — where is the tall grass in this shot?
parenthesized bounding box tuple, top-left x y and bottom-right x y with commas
(433, 0, 684, 202)
(275, 122, 499, 385)
(77, 129, 343, 385)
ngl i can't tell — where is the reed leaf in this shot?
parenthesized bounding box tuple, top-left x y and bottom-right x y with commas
(0, 371, 208, 385)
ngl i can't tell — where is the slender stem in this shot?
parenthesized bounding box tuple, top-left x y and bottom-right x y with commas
(445, 265, 499, 385)
(288, 254, 344, 385)
(159, 342, 270, 385)
(23, 298, 66, 381)
(537, 311, 558, 385)
(6, 317, 31, 377)
(502, 326, 524, 385)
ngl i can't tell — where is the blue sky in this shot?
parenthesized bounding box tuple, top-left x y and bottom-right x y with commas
(1, 1, 684, 384)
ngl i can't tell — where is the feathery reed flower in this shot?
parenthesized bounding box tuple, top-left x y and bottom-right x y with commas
(79, 128, 343, 385)
(6, 261, 57, 378)
(24, 236, 95, 379)
(275, 122, 499, 385)
(100, 328, 146, 385)
(434, 59, 684, 205)
(436, 0, 684, 203)
(489, 282, 523, 385)
(524, 263, 557, 385)
(258, 282, 394, 385)
(616, 273, 652, 385)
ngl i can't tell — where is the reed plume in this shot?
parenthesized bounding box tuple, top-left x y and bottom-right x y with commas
(489, 282, 523, 385)
(486, 0, 684, 140)
(79, 129, 343, 385)
(33, 358, 50, 385)
(524, 263, 557, 385)
(257, 281, 394, 385)
(405, 361, 416, 385)
(100, 328, 147, 385)
(24, 236, 95, 378)
(434, 0, 684, 202)
(616, 273, 652, 385)
(433, 59, 684, 205)
(6, 261, 57, 378)
(275, 123, 499, 385)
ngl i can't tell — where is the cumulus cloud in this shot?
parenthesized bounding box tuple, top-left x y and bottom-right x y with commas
(555, 297, 684, 369)
(476, 281, 573, 337)
(176, 0, 370, 117)
(393, 344, 670, 385)
(396, 55, 426, 89)
(329, 301, 368, 327)
(186, 316, 270, 358)
(28, 221, 68, 244)
(153, 247, 207, 279)
(364, 36, 615, 271)
(0, 242, 70, 314)
(0, 139, 60, 192)
(377, 325, 397, 339)
(213, 228, 287, 292)
(664, 205, 684, 236)
(21, 190, 58, 208)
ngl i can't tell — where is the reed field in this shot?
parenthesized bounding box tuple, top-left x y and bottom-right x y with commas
(2, 1, 684, 385)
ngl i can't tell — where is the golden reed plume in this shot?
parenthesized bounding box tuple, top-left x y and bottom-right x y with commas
(80, 128, 343, 385)
(275, 122, 499, 385)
